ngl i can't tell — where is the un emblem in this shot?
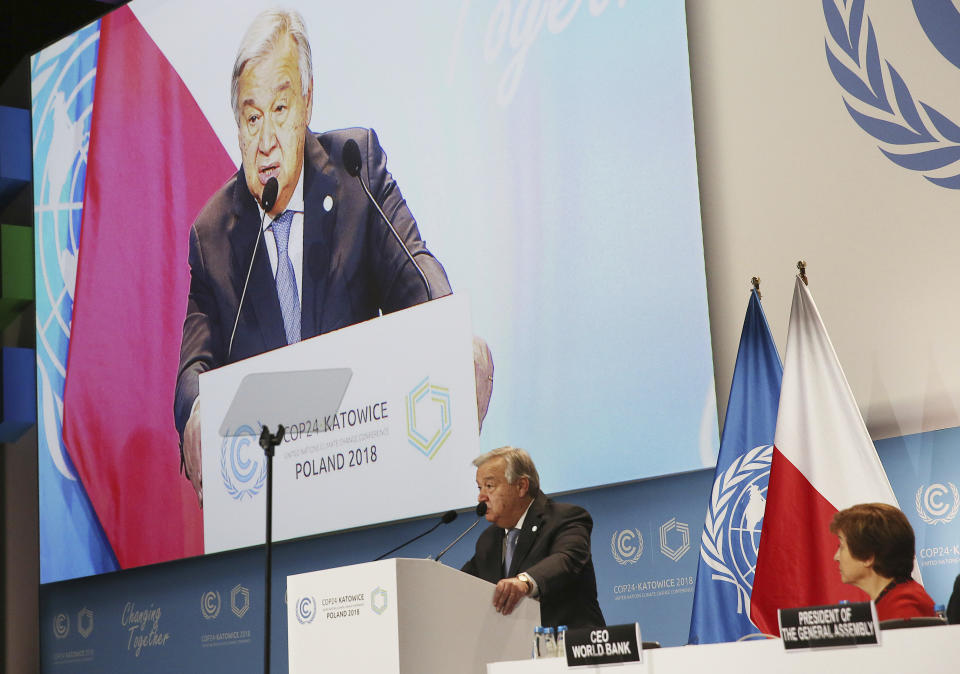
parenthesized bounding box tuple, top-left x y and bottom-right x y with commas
(611, 529, 644, 565)
(824, 1, 960, 188)
(700, 445, 772, 614)
(33, 22, 100, 491)
(220, 425, 267, 500)
(915, 482, 960, 525)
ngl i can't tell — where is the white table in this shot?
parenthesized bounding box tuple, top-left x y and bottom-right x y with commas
(488, 624, 960, 674)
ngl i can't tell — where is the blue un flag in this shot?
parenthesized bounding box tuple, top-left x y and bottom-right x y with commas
(688, 289, 782, 643)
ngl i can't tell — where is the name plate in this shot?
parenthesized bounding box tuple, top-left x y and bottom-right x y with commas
(778, 602, 879, 650)
(565, 623, 642, 667)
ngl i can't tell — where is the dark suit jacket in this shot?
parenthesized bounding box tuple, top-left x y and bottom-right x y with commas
(947, 573, 960, 624)
(461, 493, 605, 628)
(174, 127, 450, 439)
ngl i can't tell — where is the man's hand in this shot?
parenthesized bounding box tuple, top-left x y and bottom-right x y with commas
(493, 577, 530, 615)
(184, 404, 203, 508)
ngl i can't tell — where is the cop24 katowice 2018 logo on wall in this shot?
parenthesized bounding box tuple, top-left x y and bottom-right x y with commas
(824, 0, 960, 188)
(915, 482, 960, 525)
(405, 377, 452, 460)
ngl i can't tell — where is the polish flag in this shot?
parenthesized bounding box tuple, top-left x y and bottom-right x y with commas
(750, 275, 902, 634)
(61, 5, 234, 568)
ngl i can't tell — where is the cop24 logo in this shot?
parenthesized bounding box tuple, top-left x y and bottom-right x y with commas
(611, 529, 643, 565)
(824, 0, 960, 188)
(915, 482, 960, 525)
(295, 596, 316, 625)
(220, 425, 267, 500)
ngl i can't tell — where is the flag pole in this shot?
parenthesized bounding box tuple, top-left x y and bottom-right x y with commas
(796, 260, 808, 286)
(751, 276, 761, 298)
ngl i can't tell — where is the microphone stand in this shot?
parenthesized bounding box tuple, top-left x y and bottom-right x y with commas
(374, 517, 449, 561)
(434, 503, 488, 563)
(260, 424, 284, 674)
(434, 519, 484, 563)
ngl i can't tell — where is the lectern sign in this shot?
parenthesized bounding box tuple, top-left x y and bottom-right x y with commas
(778, 602, 879, 650)
(200, 294, 479, 554)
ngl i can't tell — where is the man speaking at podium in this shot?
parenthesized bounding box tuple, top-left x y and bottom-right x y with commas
(462, 447, 605, 629)
(174, 8, 450, 506)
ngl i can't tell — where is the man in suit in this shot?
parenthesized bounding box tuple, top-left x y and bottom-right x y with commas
(174, 9, 450, 505)
(462, 447, 605, 628)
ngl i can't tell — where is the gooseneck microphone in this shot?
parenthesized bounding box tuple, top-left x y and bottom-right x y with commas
(227, 177, 279, 361)
(373, 509, 458, 561)
(433, 502, 488, 563)
(341, 138, 433, 301)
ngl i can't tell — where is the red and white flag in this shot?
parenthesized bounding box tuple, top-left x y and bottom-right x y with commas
(750, 276, 902, 634)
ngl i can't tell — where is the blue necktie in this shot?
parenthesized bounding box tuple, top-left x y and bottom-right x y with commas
(504, 528, 520, 576)
(271, 210, 300, 345)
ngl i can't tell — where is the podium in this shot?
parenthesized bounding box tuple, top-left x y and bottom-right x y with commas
(287, 559, 540, 674)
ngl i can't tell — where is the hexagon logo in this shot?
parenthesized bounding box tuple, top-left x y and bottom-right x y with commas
(231, 584, 250, 618)
(370, 586, 388, 615)
(405, 377, 452, 460)
(77, 607, 94, 639)
(659, 517, 691, 562)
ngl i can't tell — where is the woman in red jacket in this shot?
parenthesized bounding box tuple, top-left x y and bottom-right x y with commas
(830, 503, 937, 621)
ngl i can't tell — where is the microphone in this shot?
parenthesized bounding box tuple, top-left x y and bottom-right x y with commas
(433, 502, 487, 563)
(341, 138, 433, 300)
(227, 177, 278, 361)
(373, 509, 457, 561)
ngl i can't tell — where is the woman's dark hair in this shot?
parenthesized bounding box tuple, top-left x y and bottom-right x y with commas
(829, 503, 915, 579)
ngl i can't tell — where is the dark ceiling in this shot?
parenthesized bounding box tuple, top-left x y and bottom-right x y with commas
(0, 0, 122, 101)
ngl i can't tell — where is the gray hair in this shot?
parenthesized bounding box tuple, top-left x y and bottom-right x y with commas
(231, 8, 313, 125)
(473, 446, 540, 496)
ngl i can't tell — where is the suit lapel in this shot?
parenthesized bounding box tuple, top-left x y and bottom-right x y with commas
(228, 174, 286, 355)
(508, 494, 547, 577)
(300, 134, 339, 339)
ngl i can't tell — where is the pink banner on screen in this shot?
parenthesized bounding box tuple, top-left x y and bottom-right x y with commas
(62, 5, 234, 568)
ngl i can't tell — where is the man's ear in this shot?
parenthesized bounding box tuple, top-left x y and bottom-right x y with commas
(517, 476, 530, 499)
(305, 78, 314, 125)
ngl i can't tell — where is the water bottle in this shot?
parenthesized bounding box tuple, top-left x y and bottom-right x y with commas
(555, 625, 568, 658)
(532, 626, 544, 659)
(542, 626, 557, 657)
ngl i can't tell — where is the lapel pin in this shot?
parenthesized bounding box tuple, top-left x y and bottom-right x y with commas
(323, 195, 334, 212)
(532, 525, 538, 533)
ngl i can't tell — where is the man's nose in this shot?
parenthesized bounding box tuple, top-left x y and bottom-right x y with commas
(258, 116, 278, 154)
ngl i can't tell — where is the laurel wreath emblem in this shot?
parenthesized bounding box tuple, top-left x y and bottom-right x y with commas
(296, 596, 316, 624)
(610, 529, 644, 565)
(915, 482, 960, 525)
(699, 444, 772, 614)
(220, 426, 267, 501)
(823, 0, 960, 188)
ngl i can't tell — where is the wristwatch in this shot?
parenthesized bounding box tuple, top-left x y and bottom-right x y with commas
(517, 572, 533, 594)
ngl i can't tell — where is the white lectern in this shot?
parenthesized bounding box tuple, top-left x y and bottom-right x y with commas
(288, 559, 540, 674)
